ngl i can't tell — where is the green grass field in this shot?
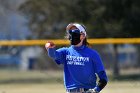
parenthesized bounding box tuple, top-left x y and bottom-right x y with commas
(0, 70, 139, 93)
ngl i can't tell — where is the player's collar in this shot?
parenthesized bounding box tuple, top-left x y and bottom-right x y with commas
(71, 45, 85, 50)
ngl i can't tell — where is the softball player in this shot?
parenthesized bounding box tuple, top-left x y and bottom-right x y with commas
(45, 23, 108, 93)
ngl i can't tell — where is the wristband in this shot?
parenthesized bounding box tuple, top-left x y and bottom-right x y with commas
(94, 86, 101, 92)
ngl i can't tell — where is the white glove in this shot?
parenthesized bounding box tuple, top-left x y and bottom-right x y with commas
(86, 89, 99, 93)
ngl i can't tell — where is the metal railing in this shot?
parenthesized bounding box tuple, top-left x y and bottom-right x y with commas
(0, 38, 140, 46)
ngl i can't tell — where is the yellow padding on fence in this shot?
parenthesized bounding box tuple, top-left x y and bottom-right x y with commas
(0, 38, 140, 46)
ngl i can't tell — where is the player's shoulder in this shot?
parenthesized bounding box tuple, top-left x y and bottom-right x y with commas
(56, 47, 69, 52)
(86, 46, 100, 55)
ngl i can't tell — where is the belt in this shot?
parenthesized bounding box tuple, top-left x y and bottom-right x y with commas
(66, 88, 89, 92)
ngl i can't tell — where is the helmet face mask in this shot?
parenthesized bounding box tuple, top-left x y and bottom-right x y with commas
(68, 29, 81, 45)
(69, 33, 81, 45)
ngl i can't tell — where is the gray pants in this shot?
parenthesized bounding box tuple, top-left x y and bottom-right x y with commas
(67, 92, 91, 93)
(66, 91, 92, 93)
(66, 88, 92, 93)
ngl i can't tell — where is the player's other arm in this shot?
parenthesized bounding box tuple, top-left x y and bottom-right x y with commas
(95, 71, 108, 92)
(92, 51, 108, 93)
(88, 71, 108, 93)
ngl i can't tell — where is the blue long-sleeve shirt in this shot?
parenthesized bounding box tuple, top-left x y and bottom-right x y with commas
(47, 45, 108, 90)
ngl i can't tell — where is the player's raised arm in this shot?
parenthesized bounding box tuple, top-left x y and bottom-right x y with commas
(45, 42, 67, 64)
(45, 42, 56, 58)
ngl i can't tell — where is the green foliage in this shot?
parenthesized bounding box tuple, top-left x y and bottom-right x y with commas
(101, 0, 140, 37)
(19, 0, 140, 39)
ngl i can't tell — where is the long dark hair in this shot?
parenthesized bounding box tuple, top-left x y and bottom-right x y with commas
(83, 38, 89, 46)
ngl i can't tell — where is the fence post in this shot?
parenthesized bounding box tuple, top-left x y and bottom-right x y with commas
(113, 44, 120, 77)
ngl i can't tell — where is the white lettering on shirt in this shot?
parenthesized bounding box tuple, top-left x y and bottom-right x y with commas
(66, 55, 89, 66)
